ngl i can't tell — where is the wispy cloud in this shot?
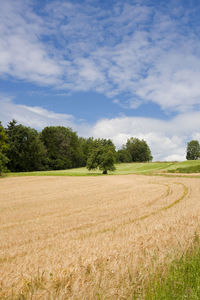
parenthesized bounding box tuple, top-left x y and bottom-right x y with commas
(0, 0, 63, 85)
(1, 0, 200, 113)
(0, 96, 74, 129)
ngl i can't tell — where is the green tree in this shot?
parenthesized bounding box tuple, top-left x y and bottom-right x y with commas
(186, 140, 200, 160)
(0, 122, 9, 175)
(117, 146, 132, 163)
(86, 139, 116, 174)
(78, 137, 94, 166)
(126, 137, 153, 162)
(6, 120, 46, 172)
(41, 126, 82, 170)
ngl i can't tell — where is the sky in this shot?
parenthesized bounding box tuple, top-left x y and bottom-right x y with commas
(0, 0, 200, 161)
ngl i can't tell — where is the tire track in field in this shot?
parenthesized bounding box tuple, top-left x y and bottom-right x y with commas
(114, 183, 171, 220)
(79, 182, 189, 238)
(124, 182, 188, 225)
(147, 184, 171, 206)
(0, 183, 168, 231)
(0, 182, 188, 253)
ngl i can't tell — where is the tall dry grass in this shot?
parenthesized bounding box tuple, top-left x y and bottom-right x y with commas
(0, 175, 200, 299)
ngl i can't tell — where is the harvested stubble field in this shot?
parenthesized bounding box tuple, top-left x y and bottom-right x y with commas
(0, 174, 200, 299)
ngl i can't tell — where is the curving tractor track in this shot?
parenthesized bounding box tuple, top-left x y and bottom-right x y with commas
(0, 174, 199, 299)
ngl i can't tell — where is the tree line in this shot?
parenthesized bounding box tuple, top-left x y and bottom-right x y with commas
(1, 120, 200, 175)
(0, 120, 154, 175)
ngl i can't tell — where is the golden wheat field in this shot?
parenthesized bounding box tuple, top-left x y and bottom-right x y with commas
(0, 174, 200, 299)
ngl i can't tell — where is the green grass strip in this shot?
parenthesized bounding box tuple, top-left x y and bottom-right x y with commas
(168, 165, 200, 174)
(3, 161, 200, 177)
(141, 234, 200, 300)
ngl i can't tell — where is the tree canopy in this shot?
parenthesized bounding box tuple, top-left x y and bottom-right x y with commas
(186, 140, 200, 160)
(40, 126, 83, 170)
(6, 120, 46, 172)
(117, 137, 153, 162)
(0, 122, 9, 175)
(117, 146, 132, 163)
(0, 120, 155, 175)
(86, 139, 116, 174)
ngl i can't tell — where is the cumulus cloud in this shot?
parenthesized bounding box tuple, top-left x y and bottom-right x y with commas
(1, 97, 200, 161)
(89, 113, 200, 161)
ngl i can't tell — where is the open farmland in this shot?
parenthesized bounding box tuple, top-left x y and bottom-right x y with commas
(1, 174, 200, 299)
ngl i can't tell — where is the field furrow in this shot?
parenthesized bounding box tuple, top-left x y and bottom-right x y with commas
(0, 175, 199, 299)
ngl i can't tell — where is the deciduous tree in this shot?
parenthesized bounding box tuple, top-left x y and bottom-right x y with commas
(0, 122, 9, 175)
(117, 146, 132, 163)
(86, 139, 116, 174)
(6, 120, 46, 172)
(186, 140, 200, 160)
(125, 137, 153, 162)
(41, 126, 82, 170)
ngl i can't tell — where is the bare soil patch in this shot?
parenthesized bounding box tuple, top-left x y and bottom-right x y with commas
(1, 175, 200, 299)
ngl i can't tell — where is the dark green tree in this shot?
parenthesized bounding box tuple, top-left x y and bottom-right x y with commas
(78, 137, 95, 166)
(86, 139, 116, 174)
(41, 126, 82, 170)
(0, 122, 9, 175)
(6, 120, 46, 172)
(186, 140, 200, 160)
(125, 137, 153, 162)
(117, 146, 132, 163)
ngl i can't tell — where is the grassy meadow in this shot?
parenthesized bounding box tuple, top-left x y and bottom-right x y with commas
(5, 160, 200, 177)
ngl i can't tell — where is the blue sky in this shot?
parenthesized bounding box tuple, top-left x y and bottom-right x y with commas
(0, 0, 200, 160)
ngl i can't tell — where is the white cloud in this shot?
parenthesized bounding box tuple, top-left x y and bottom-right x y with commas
(1, 96, 200, 161)
(1, 0, 200, 156)
(0, 97, 74, 129)
(164, 154, 186, 162)
(88, 113, 200, 161)
(136, 52, 200, 112)
(0, 0, 63, 85)
(112, 98, 141, 110)
(1, 0, 200, 114)
(192, 133, 200, 141)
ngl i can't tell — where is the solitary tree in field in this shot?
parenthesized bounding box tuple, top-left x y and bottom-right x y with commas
(186, 140, 200, 160)
(86, 139, 116, 174)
